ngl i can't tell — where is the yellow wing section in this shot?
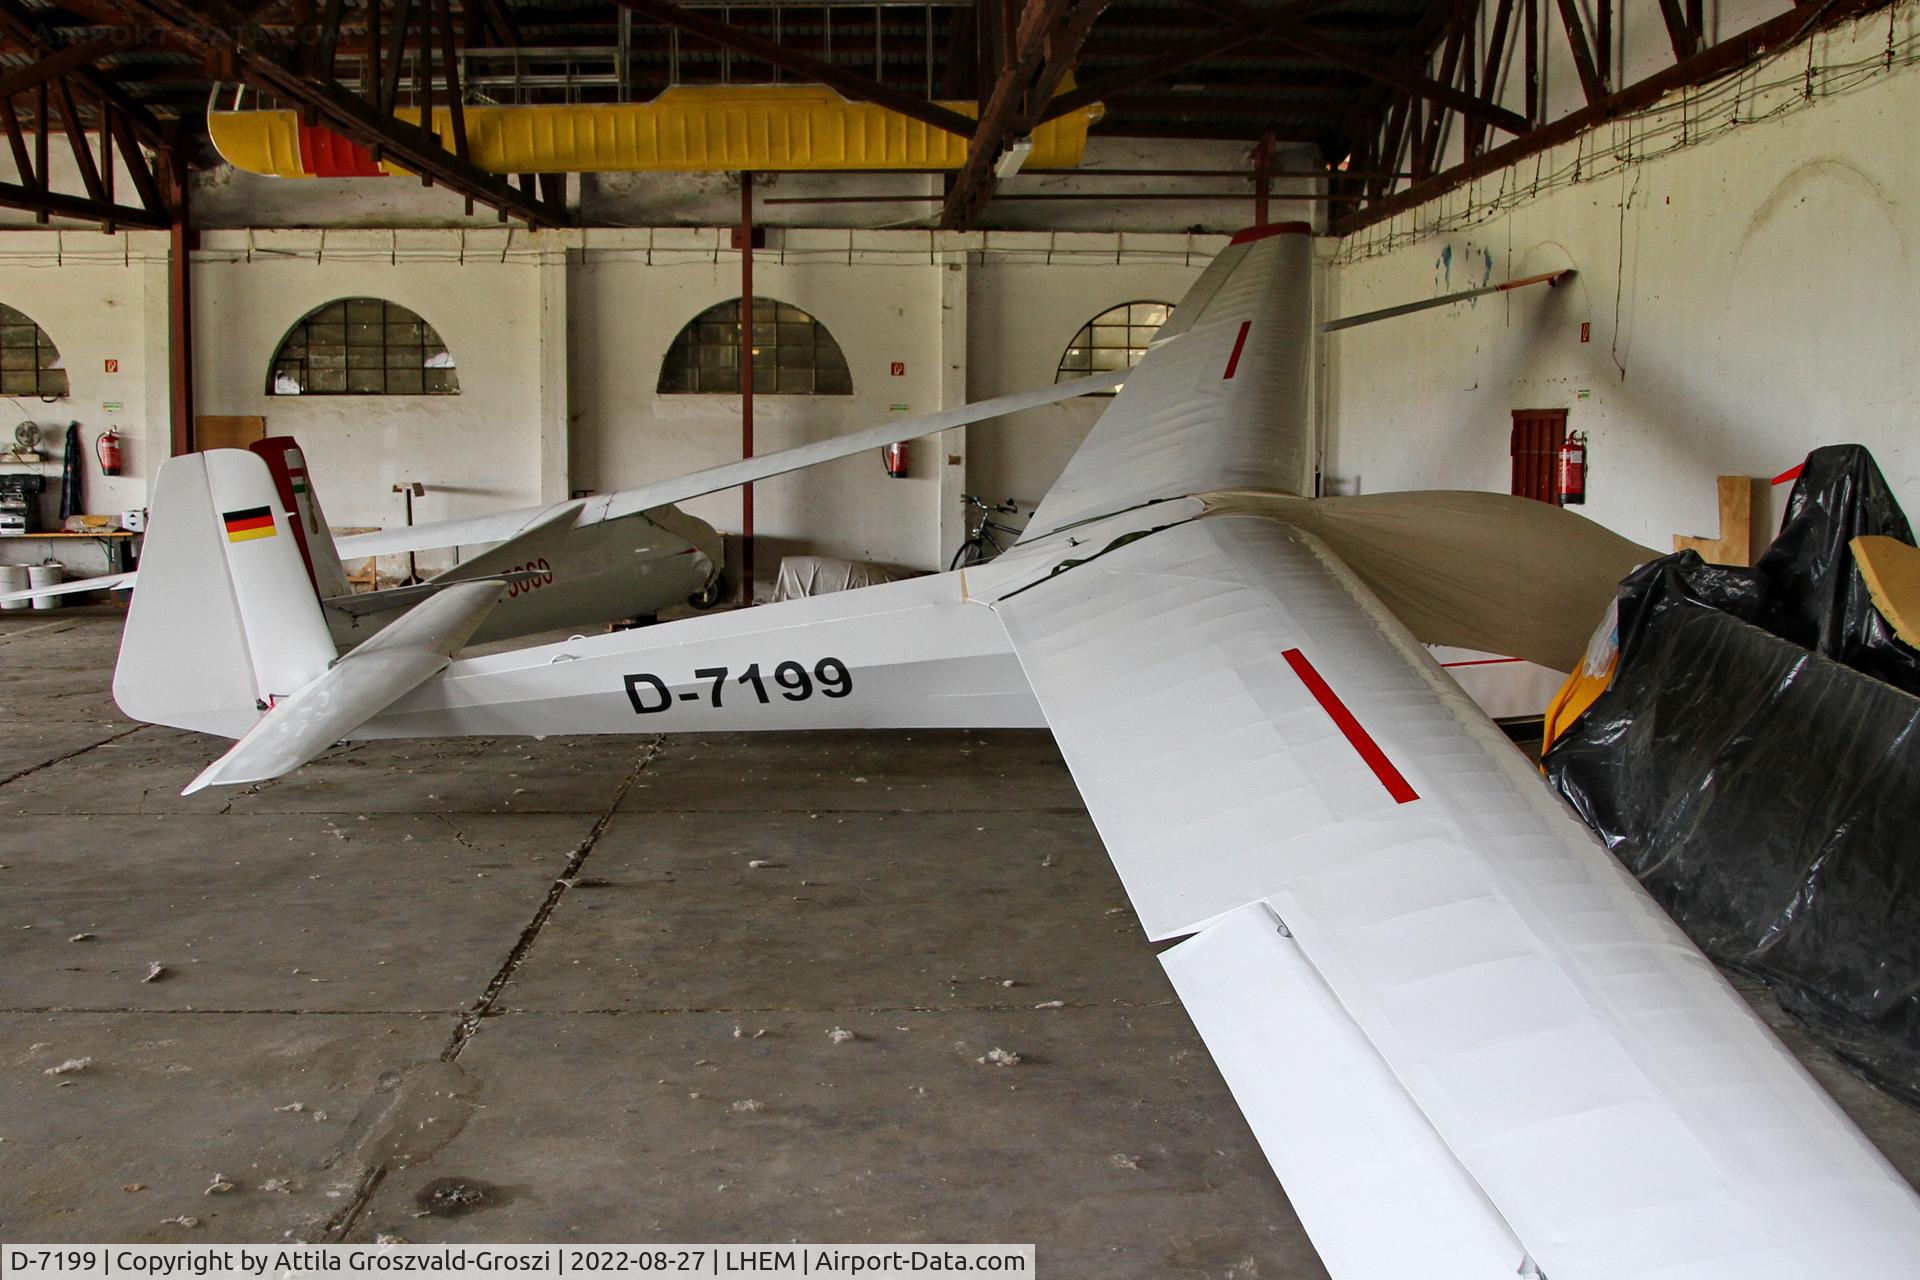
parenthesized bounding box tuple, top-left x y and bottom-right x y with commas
(211, 85, 1102, 177)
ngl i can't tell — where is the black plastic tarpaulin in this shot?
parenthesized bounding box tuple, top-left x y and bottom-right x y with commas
(1545, 445, 1920, 1099)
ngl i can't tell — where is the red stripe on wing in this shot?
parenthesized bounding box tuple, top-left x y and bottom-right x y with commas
(1222, 321, 1251, 380)
(1283, 647, 1419, 804)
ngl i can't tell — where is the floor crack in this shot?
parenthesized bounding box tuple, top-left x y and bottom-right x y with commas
(0, 723, 145, 792)
(434, 812, 480, 852)
(442, 736, 663, 1063)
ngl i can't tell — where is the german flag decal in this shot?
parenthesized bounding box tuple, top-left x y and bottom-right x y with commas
(223, 506, 277, 543)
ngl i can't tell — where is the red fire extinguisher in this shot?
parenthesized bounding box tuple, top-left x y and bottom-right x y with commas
(881, 441, 909, 479)
(96, 428, 124, 477)
(1557, 431, 1587, 505)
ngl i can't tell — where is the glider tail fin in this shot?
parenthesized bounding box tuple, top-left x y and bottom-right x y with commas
(252, 436, 352, 600)
(113, 449, 338, 737)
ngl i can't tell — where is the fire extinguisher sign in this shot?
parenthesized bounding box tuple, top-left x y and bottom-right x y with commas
(889, 362, 905, 377)
(103, 358, 119, 373)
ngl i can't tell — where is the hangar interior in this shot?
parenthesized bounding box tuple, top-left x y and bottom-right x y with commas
(3, 0, 1920, 1271)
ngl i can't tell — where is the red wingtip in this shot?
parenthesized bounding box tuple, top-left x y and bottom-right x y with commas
(1228, 221, 1313, 245)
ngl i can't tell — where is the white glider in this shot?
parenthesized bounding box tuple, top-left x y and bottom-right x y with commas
(112, 224, 1920, 1277)
(0, 368, 1126, 625)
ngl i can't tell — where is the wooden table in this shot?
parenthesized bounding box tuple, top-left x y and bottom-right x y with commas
(0, 530, 139, 574)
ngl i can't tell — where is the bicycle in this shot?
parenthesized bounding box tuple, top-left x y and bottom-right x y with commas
(950, 495, 1024, 570)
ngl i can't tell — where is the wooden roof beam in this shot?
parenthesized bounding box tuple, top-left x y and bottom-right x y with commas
(942, 0, 1107, 227)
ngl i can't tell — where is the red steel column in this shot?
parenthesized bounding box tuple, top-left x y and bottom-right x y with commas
(167, 151, 196, 456)
(1251, 131, 1274, 228)
(739, 169, 755, 604)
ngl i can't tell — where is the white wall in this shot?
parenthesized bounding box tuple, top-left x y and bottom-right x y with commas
(966, 243, 1222, 510)
(0, 231, 166, 535)
(191, 228, 550, 535)
(566, 228, 1227, 576)
(0, 221, 1232, 586)
(568, 229, 944, 573)
(1325, 5, 1920, 551)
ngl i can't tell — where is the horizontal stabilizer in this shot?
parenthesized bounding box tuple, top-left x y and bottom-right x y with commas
(336, 370, 1127, 559)
(324, 569, 542, 618)
(0, 570, 136, 605)
(185, 580, 506, 793)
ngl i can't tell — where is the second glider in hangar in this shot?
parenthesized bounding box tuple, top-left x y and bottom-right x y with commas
(0, 371, 1124, 642)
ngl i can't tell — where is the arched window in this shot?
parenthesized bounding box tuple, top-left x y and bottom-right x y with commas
(268, 298, 458, 396)
(1056, 300, 1175, 394)
(658, 298, 852, 395)
(0, 304, 67, 398)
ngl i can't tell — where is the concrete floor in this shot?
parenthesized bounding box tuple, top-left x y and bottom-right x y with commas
(2, 613, 1918, 1274)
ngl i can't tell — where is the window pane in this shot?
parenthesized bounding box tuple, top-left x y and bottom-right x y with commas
(268, 298, 457, 396)
(659, 297, 849, 395)
(1056, 301, 1174, 392)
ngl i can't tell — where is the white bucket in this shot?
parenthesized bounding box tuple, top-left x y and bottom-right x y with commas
(0, 564, 27, 611)
(27, 561, 62, 610)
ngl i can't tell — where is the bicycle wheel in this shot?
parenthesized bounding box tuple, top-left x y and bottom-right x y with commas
(949, 539, 981, 572)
